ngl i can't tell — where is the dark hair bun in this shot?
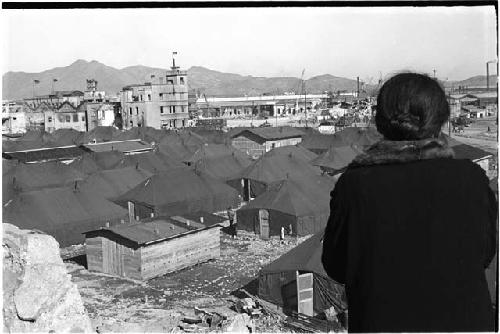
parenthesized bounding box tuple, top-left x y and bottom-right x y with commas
(375, 73, 450, 141)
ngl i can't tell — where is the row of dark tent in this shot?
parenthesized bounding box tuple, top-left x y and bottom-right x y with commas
(3, 126, 495, 248)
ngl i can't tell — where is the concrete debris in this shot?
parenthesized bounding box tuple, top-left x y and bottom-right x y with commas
(223, 313, 254, 333)
(3, 223, 93, 333)
(235, 298, 262, 318)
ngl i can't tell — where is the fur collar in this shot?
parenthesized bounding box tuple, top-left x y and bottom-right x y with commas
(350, 137, 455, 167)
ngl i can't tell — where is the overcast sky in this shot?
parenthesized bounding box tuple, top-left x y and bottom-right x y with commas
(2, 6, 497, 81)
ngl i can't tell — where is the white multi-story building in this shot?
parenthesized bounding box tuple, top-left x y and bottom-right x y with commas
(120, 62, 189, 130)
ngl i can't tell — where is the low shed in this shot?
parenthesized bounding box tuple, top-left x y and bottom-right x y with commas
(84, 217, 222, 280)
(259, 231, 346, 316)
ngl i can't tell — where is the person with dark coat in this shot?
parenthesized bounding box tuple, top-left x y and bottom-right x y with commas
(322, 73, 497, 333)
(227, 208, 237, 238)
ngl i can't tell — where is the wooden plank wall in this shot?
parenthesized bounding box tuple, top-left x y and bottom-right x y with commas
(86, 236, 104, 273)
(85, 235, 142, 280)
(140, 227, 221, 280)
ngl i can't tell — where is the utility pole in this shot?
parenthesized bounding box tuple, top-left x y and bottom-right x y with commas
(304, 79, 307, 128)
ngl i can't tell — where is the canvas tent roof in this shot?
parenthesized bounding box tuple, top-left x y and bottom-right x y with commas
(79, 166, 153, 200)
(81, 126, 120, 144)
(189, 129, 229, 145)
(300, 133, 349, 153)
(3, 187, 127, 247)
(115, 167, 240, 216)
(18, 130, 53, 143)
(117, 151, 184, 172)
(193, 154, 253, 181)
(3, 161, 86, 194)
(184, 144, 251, 164)
(159, 130, 207, 147)
(238, 176, 334, 218)
(261, 231, 327, 275)
(76, 151, 126, 171)
(2, 139, 59, 152)
(112, 126, 167, 143)
(311, 144, 364, 172)
(265, 145, 318, 162)
(333, 127, 382, 147)
(241, 148, 321, 184)
(158, 142, 200, 162)
(50, 128, 84, 146)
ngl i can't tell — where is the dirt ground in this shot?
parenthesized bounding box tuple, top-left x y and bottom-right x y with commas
(449, 116, 498, 154)
(67, 231, 311, 333)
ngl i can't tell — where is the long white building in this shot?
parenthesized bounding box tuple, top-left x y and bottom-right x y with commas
(195, 94, 328, 118)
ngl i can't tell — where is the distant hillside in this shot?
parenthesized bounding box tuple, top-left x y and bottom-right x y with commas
(4, 59, 491, 101)
(446, 75, 498, 88)
(2, 60, 168, 101)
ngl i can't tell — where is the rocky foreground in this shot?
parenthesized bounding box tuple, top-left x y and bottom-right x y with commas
(3, 223, 93, 333)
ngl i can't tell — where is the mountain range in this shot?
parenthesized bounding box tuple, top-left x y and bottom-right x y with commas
(2, 59, 497, 101)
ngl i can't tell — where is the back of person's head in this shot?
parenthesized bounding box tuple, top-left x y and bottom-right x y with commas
(375, 72, 450, 141)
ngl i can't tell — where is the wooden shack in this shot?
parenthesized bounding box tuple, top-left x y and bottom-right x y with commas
(231, 127, 304, 159)
(84, 215, 223, 280)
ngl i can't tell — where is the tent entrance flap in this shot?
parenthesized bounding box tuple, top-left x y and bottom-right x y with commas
(297, 271, 314, 316)
(259, 209, 269, 240)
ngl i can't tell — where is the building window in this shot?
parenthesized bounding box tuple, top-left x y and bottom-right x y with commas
(65, 115, 71, 122)
(136, 107, 139, 115)
(130, 120, 133, 126)
(73, 114, 78, 122)
(160, 106, 164, 114)
(81, 116, 85, 121)
(148, 94, 151, 101)
(180, 77, 185, 85)
(167, 80, 174, 85)
(173, 106, 176, 113)
(140, 95, 143, 101)
(169, 106, 173, 114)
(48, 116, 52, 122)
(159, 93, 163, 100)
(129, 107, 132, 115)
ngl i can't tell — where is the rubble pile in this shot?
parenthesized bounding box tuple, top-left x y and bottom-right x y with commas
(3, 223, 93, 333)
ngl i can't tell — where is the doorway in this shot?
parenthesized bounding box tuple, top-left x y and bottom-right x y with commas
(259, 209, 269, 240)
